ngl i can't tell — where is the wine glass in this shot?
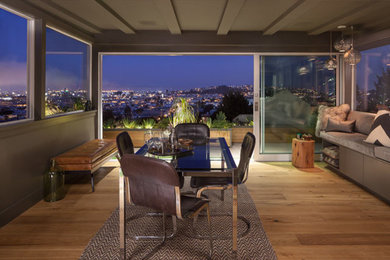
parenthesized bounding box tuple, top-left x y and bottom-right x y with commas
(144, 130, 153, 144)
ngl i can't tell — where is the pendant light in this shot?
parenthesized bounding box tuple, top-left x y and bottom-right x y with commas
(334, 27, 351, 53)
(325, 31, 337, 70)
(344, 26, 361, 65)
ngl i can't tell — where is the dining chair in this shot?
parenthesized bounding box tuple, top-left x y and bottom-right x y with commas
(115, 131, 134, 205)
(175, 123, 210, 189)
(191, 132, 255, 200)
(116, 131, 177, 241)
(120, 154, 213, 258)
(173, 123, 209, 188)
(116, 131, 134, 158)
(175, 123, 210, 145)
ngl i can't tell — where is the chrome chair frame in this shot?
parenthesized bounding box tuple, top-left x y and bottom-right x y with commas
(193, 133, 255, 201)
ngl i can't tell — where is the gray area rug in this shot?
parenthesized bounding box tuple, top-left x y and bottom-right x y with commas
(80, 181, 277, 259)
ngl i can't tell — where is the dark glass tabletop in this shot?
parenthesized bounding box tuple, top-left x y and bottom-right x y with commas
(136, 138, 236, 172)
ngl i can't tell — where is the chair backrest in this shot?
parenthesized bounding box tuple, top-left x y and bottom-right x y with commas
(237, 132, 255, 184)
(175, 123, 210, 145)
(116, 131, 134, 157)
(120, 154, 179, 216)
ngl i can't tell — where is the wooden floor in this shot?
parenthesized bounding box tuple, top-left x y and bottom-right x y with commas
(1, 160, 390, 259)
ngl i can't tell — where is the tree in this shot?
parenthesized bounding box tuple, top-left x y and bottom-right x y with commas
(215, 90, 252, 121)
(358, 68, 390, 112)
(124, 105, 132, 120)
(103, 108, 116, 129)
(374, 67, 390, 107)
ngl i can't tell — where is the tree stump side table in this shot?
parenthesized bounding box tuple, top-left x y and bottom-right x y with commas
(292, 138, 315, 168)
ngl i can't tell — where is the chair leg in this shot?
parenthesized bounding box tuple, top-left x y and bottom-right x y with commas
(140, 213, 168, 260)
(220, 189, 224, 201)
(133, 213, 177, 240)
(172, 215, 177, 235)
(162, 212, 166, 243)
(90, 172, 94, 192)
(206, 204, 213, 258)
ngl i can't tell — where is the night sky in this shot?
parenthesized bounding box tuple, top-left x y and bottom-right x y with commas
(0, 8, 27, 93)
(102, 55, 253, 91)
(357, 45, 390, 91)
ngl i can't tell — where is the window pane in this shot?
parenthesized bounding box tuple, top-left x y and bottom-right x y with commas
(45, 28, 90, 116)
(356, 45, 390, 112)
(261, 56, 336, 154)
(0, 8, 28, 123)
(102, 55, 253, 129)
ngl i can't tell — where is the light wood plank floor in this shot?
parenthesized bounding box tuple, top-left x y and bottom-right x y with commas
(1, 160, 390, 259)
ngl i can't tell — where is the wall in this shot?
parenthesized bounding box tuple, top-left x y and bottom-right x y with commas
(0, 111, 96, 226)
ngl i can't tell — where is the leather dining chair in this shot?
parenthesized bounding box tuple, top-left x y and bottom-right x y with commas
(116, 131, 179, 241)
(191, 132, 256, 200)
(116, 131, 134, 205)
(116, 131, 134, 158)
(175, 123, 210, 145)
(175, 123, 210, 187)
(119, 154, 213, 258)
(174, 123, 210, 188)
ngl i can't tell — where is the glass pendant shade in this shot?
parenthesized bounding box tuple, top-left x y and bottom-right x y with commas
(344, 48, 361, 65)
(334, 38, 351, 52)
(325, 56, 337, 70)
(298, 66, 309, 75)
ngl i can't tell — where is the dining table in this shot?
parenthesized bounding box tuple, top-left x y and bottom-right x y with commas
(118, 137, 239, 258)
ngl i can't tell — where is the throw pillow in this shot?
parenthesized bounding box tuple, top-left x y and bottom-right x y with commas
(325, 118, 355, 133)
(374, 109, 390, 120)
(365, 112, 390, 147)
(315, 104, 351, 137)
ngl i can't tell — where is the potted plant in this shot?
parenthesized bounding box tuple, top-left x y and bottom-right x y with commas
(202, 112, 233, 146)
(171, 98, 197, 126)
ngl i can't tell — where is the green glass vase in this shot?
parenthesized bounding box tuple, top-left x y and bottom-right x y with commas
(44, 160, 65, 202)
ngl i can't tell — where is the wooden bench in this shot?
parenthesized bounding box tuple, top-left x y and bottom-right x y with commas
(52, 139, 117, 192)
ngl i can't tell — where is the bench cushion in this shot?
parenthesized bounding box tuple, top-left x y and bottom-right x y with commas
(54, 139, 116, 166)
(320, 131, 375, 157)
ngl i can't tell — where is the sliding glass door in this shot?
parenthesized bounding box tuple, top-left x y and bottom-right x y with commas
(256, 55, 337, 160)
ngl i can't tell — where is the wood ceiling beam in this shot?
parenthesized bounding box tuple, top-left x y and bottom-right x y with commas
(308, 1, 382, 35)
(217, 0, 246, 35)
(153, 0, 181, 34)
(263, 0, 318, 35)
(39, 0, 101, 34)
(94, 0, 135, 34)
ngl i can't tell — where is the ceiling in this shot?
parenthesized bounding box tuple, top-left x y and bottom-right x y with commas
(21, 0, 390, 37)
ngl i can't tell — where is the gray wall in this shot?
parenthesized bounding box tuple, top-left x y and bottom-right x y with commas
(0, 111, 96, 226)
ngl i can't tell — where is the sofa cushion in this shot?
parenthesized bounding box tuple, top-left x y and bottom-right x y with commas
(320, 131, 375, 157)
(365, 112, 390, 147)
(315, 104, 350, 137)
(325, 118, 355, 133)
(347, 111, 375, 135)
(374, 146, 390, 163)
